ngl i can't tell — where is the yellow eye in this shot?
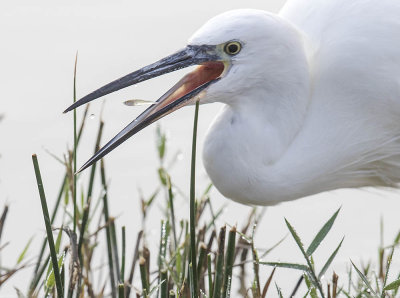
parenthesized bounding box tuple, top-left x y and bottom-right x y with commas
(224, 41, 242, 55)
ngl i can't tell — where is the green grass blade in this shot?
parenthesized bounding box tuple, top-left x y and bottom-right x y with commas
(110, 220, 121, 281)
(100, 159, 117, 298)
(213, 226, 226, 298)
(160, 269, 168, 298)
(207, 253, 214, 298)
(31, 176, 66, 286)
(189, 263, 195, 298)
(285, 218, 325, 298)
(167, 175, 178, 250)
(120, 226, 126, 283)
(158, 220, 170, 297)
(318, 237, 344, 279)
(126, 230, 143, 298)
(275, 283, 284, 298)
(259, 262, 309, 272)
(118, 283, 125, 298)
(351, 260, 379, 297)
(46, 252, 65, 291)
(381, 247, 394, 297)
(78, 121, 104, 258)
(306, 208, 340, 256)
(156, 124, 166, 162)
(383, 278, 400, 291)
(284, 218, 307, 260)
(189, 100, 200, 297)
(139, 257, 150, 297)
(73, 52, 78, 234)
(0, 205, 8, 243)
(31, 105, 88, 293)
(158, 220, 170, 269)
(29, 254, 50, 296)
(32, 154, 64, 297)
(17, 237, 33, 265)
(223, 226, 236, 298)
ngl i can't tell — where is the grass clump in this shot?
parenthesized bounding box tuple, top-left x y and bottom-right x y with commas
(0, 58, 399, 297)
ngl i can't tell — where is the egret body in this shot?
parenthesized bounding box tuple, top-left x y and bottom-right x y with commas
(65, 0, 400, 206)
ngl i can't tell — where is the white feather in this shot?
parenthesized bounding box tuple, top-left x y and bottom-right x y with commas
(187, 3, 400, 205)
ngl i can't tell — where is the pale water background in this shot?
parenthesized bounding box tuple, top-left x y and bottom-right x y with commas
(1, 0, 400, 296)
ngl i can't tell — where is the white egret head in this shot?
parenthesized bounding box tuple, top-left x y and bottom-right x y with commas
(188, 9, 308, 105)
(64, 9, 309, 172)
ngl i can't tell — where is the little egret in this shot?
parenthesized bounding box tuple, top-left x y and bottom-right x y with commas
(65, 0, 400, 205)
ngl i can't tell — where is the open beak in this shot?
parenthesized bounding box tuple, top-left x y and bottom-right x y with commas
(64, 45, 225, 172)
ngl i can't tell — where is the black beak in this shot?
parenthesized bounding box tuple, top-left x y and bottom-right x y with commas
(64, 44, 224, 172)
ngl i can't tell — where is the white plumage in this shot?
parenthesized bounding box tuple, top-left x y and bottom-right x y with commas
(198, 2, 400, 205)
(68, 0, 400, 206)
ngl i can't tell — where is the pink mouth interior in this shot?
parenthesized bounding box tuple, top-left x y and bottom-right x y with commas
(153, 61, 225, 113)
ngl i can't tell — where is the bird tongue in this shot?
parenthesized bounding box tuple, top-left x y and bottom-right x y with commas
(150, 61, 225, 115)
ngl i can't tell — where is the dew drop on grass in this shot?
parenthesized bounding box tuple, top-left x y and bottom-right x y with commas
(172, 186, 177, 194)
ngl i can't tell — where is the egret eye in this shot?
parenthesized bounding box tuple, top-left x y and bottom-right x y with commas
(224, 41, 242, 55)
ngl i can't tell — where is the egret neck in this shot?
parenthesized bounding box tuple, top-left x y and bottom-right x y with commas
(203, 25, 312, 205)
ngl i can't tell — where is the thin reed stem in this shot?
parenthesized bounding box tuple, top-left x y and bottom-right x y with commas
(214, 226, 226, 298)
(223, 226, 236, 298)
(100, 159, 117, 298)
(73, 53, 78, 234)
(32, 154, 64, 297)
(121, 226, 126, 283)
(189, 100, 200, 297)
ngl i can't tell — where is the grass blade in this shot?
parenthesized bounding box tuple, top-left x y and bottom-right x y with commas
(197, 242, 207, 281)
(381, 247, 394, 296)
(110, 219, 121, 281)
(259, 262, 309, 271)
(32, 154, 64, 297)
(351, 260, 379, 297)
(160, 269, 168, 298)
(275, 283, 284, 298)
(77, 120, 104, 258)
(31, 105, 89, 293)
(261, 267, 276, 298)
(167, 175, 178, 250)
(118, 283, 125, 298)
(17, 237, 33, 265)
(139, 257, 149, 297)
(285, 218, 325, 297)
(289, 276, 304, 298)
(223, 226, 236, 298)
(73, 52, 78, 234)
(189, 100, 200, 297)
(383, 278, 400, 291)
(207, 253, 214, 298)
(120, 226, 126, 282)
(318, 237, 344, 279)
(100, 159, 117, 298)
(284, 218, 307, 260)
(0, 205, 8, 242)
(306, 208, 340, 256)
(126, 230, 143, 298)
(213, 226, 226, 298)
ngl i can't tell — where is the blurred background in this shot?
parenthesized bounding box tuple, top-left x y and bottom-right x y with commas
(1, 0, 400, 296)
